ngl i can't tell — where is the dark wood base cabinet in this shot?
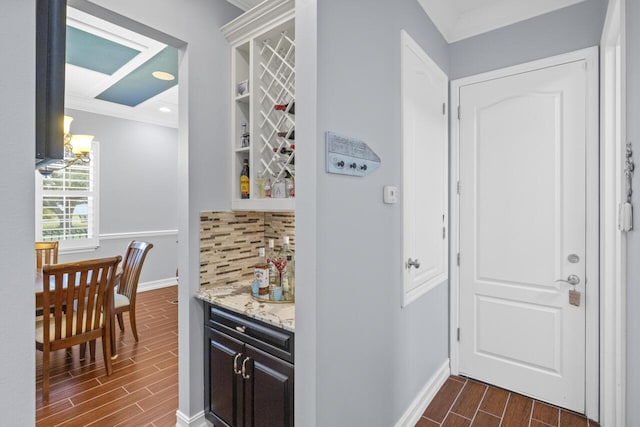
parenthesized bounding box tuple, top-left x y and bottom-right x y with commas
(204, 303, 294, 427)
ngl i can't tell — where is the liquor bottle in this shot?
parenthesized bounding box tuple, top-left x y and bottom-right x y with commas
(274, 101, 295, 115)
(240, 122, 250, 148)
(254, 247, 269, 299)
(240, 159, 250, 199)
(278, 236, 295, 301)
(264, 174, 272, 198)
(266, 239, 282, 300)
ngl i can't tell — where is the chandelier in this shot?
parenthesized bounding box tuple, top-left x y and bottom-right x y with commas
(38, 115, 94, 177)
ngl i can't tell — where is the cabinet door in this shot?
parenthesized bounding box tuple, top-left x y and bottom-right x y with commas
(205, 328, 245, 427)
(244, 345, 294, 427)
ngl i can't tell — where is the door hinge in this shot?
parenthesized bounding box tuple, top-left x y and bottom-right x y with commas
(443, 227, 446, 239)
(456, 181, 461, 195)
(457, 106, 461, 120)
(457, 328, 460, 341)
(442, 102, 446, 115)
(457, 253, 460, 266)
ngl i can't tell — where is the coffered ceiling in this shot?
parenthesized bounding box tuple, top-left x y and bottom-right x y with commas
(65, 7, 178, 128)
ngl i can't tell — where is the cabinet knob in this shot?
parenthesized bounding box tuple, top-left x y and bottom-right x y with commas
(235, 325, 246, 333)
(233, 353, 242, 375)
(241, 357, 251, 380)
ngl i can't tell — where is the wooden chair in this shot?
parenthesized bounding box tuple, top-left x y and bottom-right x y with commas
(115, 241, 153, 341)
(35, 241, 59, 270)
(36, 256, 121, 401)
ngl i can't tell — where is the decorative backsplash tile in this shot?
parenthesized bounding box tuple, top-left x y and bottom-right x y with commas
(200, 211, 295, 287)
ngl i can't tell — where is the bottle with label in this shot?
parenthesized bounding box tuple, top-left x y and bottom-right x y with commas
(266, 239, 282, 301)
(278, 236, 295, 301)
(240, 122, 250, 148)
(264, 174, 272, 198)
(240, 159, 250, 199)
(287, 173, 295, 198)
(254, 247, 269, 299)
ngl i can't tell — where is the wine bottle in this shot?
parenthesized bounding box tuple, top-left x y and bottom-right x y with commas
(273, 144, 295, 155)
(240, 159, 250, 199)
(264, 174, 272, 198)
(274, 101, 295, 115)
(266, 239, 282, 300)
(278, 236, 295, 301)
(276, 129, 295, 140)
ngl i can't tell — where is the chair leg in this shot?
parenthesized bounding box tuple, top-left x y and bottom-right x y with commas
(102, 328, 113, 376)
(79, 342, 87, 360)
(42, 348, 50, 402)
(117, 313, 125, 332)
(129, 308, 139, 341)
(89, 339, 96, 360)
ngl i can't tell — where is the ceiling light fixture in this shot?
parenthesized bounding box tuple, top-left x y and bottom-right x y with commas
(159, 106, 172, 113)
(152, 71, 175, 81)
(38, 115, 94, 177)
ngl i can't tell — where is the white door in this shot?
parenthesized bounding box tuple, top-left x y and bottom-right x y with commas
(458, 60, 588, 412)
(401, 31, 448, 306)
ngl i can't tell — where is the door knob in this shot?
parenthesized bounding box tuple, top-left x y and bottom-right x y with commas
(406, 258, 421, 269)
(556, 275, 580, 286)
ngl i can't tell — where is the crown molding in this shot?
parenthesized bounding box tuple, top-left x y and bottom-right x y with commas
(221, 0, 294, 44)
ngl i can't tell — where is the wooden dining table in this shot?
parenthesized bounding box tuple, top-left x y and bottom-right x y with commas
(35, 268, 123, 359)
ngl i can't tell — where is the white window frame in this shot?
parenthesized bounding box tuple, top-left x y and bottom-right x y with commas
(35, 141, 100, 253)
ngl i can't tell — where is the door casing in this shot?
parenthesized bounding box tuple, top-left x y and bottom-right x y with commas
(449, 47, 600, 420)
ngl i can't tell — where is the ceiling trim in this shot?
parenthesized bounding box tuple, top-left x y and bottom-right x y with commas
(226, 0, 257, 12)
(419, 0, 588, 43)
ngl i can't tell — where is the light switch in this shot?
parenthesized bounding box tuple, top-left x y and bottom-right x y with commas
(383, 186, 398, 204)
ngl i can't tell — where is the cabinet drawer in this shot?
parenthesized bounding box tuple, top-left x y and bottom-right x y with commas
(207, 304, 294, 363)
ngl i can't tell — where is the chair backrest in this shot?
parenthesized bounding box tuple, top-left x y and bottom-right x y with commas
(118, 241, 154, 301)
(35, 241, 59, 270)
(41, 256, 121, 346)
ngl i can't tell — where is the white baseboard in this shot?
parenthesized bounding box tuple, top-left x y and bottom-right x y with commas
(176, 410, 209, 427)
(395, 359, 451, 427)
(138, 277, 177, 293)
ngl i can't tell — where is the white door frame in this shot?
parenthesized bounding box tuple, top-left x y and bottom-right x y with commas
(449, 47, 600, 419)
(600, 0, 627, 425)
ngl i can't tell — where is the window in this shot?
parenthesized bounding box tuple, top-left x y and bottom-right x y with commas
(35, 143, 99, 252)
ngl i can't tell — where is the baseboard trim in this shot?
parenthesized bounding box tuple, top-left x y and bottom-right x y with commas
(138, 277, 177, 293)
(395, 359, 450, 427)
(176, 410, 209, 427)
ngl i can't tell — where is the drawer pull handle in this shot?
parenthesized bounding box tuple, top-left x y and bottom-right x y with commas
(235, 325, 246, 333)
(233, 353, 242, 375)
(241, 357, 251, 380)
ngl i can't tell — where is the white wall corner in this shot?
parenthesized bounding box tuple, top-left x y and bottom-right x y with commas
(176, 410, 209, 427)
(394, 359, 450, 427)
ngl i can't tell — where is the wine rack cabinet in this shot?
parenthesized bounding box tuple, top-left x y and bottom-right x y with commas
(222, 0, 295, 212)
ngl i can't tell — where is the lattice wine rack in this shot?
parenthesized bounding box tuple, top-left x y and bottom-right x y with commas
(257, 29, 295, 189)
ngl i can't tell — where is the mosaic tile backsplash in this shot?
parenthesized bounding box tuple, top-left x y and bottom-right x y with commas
(200, 211, 295, 286)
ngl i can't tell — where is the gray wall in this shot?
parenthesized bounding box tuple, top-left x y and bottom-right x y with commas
(449, 0, 608, 79)
(0, 0, 36, 424)
(298, 0, 450, 424)
(626, 0, 640, 423)
(59, 109, 179, 285)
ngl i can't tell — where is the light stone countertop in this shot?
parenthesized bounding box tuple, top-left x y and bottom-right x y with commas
(195, 283, 295, 332)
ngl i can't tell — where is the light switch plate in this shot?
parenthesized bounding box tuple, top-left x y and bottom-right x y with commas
(383, 186, 398, 204)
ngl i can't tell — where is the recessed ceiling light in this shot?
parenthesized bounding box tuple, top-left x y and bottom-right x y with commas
(159, 107, 172, 113)
(152, 71, 175, 81)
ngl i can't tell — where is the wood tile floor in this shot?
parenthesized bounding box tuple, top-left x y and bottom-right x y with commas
(36, 285, 178, 427)
(417, 376, 600, 427)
